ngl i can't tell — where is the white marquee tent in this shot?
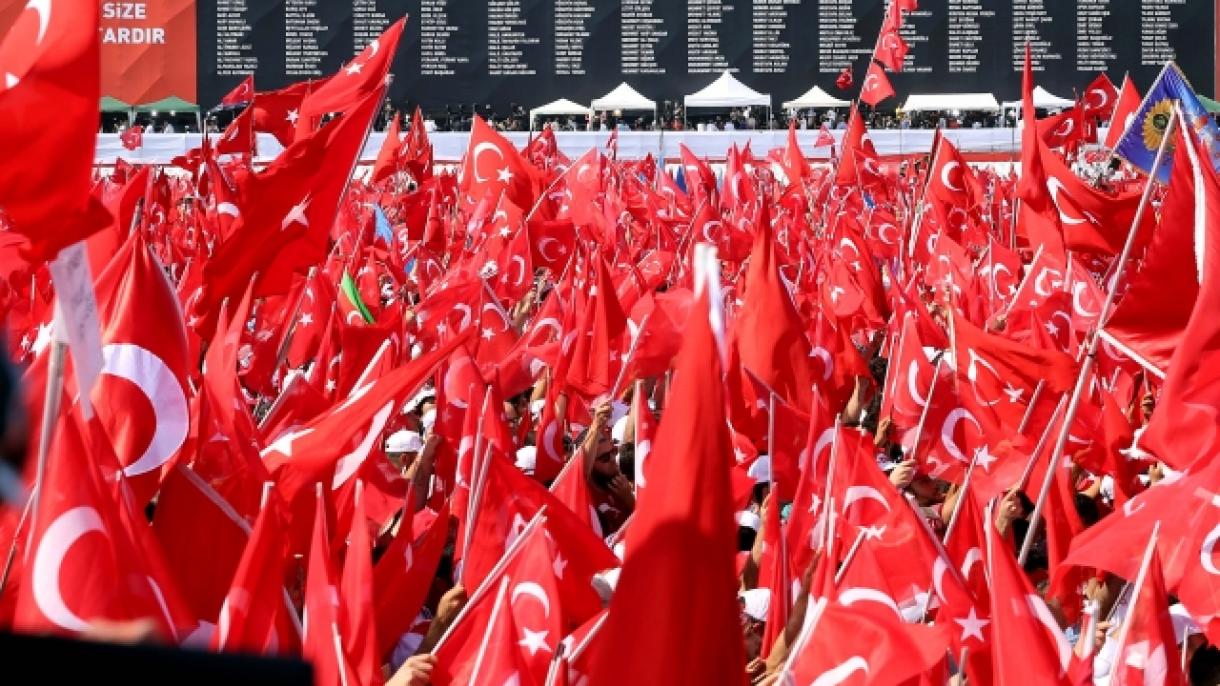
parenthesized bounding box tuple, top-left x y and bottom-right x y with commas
(529, 98, 592, 129)
(591, 82, 656, 112)
(901, 93, 1001, 112)
(1002, 85, 1076, 110)
(684, 70, 771, 108)
(782, 85, 850, 110)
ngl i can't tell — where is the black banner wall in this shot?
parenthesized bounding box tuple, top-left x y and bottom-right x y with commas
(196, 0, 1216, 115)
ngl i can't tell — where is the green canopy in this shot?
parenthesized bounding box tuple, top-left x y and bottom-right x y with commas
(132, 96, 199, 113)
(99, 96, 132, 112)
(1199, 94, 1220, 114)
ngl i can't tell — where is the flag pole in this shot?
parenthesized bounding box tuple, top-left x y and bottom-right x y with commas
(1018, 112, 1177, 567)
(904, 357, 944, 465)
(432, 507, 548, 654)
(1108, 522, 1162, 672)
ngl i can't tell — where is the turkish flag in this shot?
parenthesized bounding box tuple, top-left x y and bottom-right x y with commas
(371, 112, 403, 184)
(461, 115, 540, 211)
(0, 0, 110, 262)
(590, 257, 746, 686)
(120, 125, 144, 151)
(785, 599, 950, 686)
(152, 464, 252, 624)
(211, 489, 299, 656)
(1104, 120, 1208, 373)
(433, 525, 562, 686)
(1110, 547, 1186, 686)
(374, 499, 450, 659)
(215, 105, 255, 156)
(1103, 76, 1142, 149)
(339, 488, 379, 686)
(986, 508, 1074, 685)
(201, 87, 382, 324)
(252, 81, 310, 147)
(90, 231, 192, 505)
(220, 74, 255, 107)
(860, 61, 896, 106)
(296, 17, 406, 134)
(835, 66, 853, 91)
(303, 491, 357, 686)
(14, 409, 178, 638)
(1139, 120, 1220, 470)
(1081, 73, 1118, 119)
(875, 28, 909, 72)
(734, 204, 815, 411)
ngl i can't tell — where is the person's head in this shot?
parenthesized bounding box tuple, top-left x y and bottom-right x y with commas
(589, 431, 620, 488)
(385, 430, 423, 471)
(908, 472, 944, 506)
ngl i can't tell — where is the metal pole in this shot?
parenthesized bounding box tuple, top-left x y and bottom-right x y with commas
(1018, 113, 1177, 567)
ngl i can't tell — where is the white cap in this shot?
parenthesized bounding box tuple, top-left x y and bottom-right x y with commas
(736, 510, 761, 531)
(515, 446, 537, 475)
(403, 386, 434, 414)
(530, 398, 547, 418)
(739, 588, 770, 622)
(386, 430, 423, 454)
(420, 408, 436, 432)
(611, 415, 628, 444)
(747, 455, 771, 483)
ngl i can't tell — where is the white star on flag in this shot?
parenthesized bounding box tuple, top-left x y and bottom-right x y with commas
(518, 628, 551, 657)
(953, 607, 990, 643)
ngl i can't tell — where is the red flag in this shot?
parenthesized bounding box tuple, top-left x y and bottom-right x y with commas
(91, 232, 192, 505)
(1110, 546, 1186, 686)
(1103, 119, 1208, 373)
(215, 104, 255, 156)
(875, 28, 909, 72)
(734, 204, 816, 411)
(1138, 120, 1220, 470)
(303, 491, 356, 686)
(815, 123, 836, 148)
(565, 254, 628, 398)
(296, 18, 405, 133)
(0, 0, 110, 261)
(860, 61, 896, 106)
(200, 87, 382, 322)
(373, 500, 450, 659)
(1080, 73, 1118, 119)
(371, 112, 403, 184)
(1103, 76, 1142, 149)
(785, 600, 950, 685)
(211, 490, 299, 655)
(120, 125, 144, 151)
(220, 74, 255, 107)
(252, 81, 310, 147)
(835, 66, 853, 91)
(986, 505, 1073, 685)
(590, 248, 746, 685)
(152, 464, 252, 624)
(460, 115, 539, 210)
(340, 487, 379, 686)
(14, 410, 176, 638)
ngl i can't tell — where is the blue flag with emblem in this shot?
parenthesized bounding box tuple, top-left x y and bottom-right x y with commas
(1115, 62, 1220, 182)
(373, 204, 394, 244)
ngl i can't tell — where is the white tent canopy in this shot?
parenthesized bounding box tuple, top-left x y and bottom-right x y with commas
(1002, 85, 1075, 109)
(590, 82, 655, 112)
(529, 98, 591, 124)
(901, 93, 1001, 112)
(684, 70, 771, 108)
(782, 85, 850, 110)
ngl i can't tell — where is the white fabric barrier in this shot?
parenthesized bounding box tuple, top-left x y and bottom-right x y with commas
(94, 129, 1038, 165)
